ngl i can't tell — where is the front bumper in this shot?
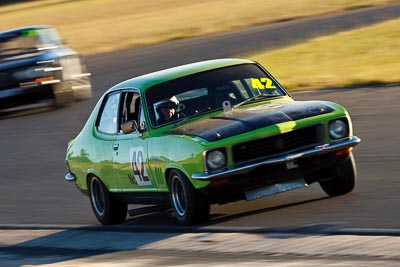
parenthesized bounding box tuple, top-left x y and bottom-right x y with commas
(65, 172, 76, 182)
(192, 136, 361, 180)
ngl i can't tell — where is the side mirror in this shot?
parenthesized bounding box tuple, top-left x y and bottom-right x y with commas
(139, 121, 147, 132)
(120, 120, 142, 137)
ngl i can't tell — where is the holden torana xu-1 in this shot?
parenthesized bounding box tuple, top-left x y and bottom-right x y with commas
(0, 25, 92, 112)
(65, 58, 361, 225)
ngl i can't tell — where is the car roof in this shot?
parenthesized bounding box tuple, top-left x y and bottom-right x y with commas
(0, 25, 52, 36)
(108, 58, 256, 93)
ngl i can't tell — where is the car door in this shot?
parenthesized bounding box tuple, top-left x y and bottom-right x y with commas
(93, 91, 123, 190)
(112, 90, 157, 192)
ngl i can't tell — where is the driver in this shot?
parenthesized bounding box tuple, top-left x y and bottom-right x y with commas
(156, 99, 179, 125)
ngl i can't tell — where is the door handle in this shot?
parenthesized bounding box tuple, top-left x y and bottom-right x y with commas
(113, 144, 119, 151)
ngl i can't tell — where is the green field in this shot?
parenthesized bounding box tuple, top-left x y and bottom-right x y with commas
(0, 0, 397, 55)
(246, 18, 400, 91)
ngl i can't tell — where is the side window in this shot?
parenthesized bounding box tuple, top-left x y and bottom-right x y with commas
(98, 93, 120, 134)
(120, 92, 141, 124)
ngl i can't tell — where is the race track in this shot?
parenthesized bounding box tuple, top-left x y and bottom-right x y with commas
(0, 3, 399, 230)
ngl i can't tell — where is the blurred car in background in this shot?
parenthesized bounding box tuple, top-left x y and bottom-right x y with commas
(0, 25, 92, 112)
(65, 58, 361, 225)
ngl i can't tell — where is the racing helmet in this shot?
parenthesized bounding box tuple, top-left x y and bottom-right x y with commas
(155, 98, 178, 110)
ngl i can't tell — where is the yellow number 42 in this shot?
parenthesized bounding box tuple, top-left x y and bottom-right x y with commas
(251, 78, 276, 89)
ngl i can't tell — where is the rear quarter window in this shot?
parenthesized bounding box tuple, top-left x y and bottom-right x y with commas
(97, 93, 120, 134)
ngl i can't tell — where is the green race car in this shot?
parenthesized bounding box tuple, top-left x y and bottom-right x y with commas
(65, 58, 361, 225)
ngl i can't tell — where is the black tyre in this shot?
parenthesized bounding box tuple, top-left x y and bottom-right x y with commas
(319, 152, 357, 197)
(88, 176, 127, 224)
(168, 169, 210, 225)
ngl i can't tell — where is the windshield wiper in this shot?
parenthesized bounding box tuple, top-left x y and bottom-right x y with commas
(233, 94, 276, 110)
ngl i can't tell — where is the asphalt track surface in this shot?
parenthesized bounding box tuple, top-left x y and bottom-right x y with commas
(0, 3, 399, 231)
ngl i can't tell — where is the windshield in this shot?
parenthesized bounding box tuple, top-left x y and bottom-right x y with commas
(0, 28, 61, 56)
(145, 63, 286, 127)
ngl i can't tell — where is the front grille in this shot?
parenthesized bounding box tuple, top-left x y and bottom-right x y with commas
(232, 125, 322, 166)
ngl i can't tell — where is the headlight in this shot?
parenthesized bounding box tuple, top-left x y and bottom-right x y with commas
(329, 119, 348, 140)
(205, 149, 227, 172)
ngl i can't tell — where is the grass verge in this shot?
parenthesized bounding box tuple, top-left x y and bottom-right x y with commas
(0, 0, 398, 55)
(246, 19, 400, 91)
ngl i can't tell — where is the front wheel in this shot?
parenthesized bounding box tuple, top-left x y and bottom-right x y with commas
(168, 170, 210, 225)
(88, 176, 127, 224)
(319, 152, 357, 197)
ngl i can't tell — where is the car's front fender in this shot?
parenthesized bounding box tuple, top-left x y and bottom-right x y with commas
(147, 135, 210, 190)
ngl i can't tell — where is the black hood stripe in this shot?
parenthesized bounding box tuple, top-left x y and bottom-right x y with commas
(168, 101, 333, 141)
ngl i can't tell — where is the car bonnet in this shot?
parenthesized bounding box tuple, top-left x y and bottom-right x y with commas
(168, 101, 334, 141)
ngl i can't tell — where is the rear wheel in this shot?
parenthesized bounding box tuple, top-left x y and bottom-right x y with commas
(88, 176, 127, 224)
(168, 169, 210, 225)
(319, 152, 357, 197)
